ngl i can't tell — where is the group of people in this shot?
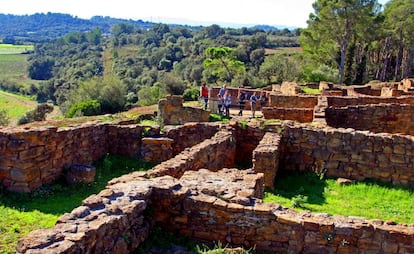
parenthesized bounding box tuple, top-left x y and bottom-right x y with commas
(200, 83, 267, 118)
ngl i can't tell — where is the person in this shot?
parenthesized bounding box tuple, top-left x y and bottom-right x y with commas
(249, 91, 259, 118)
(217, 84, 227, 115)
(237, 88, 246, 116)
(200, 83, 209, 110)
(223, 90, 232, 117)
(259, 90, 267, 109)
(217, 94, 223, 115)
(218, 84, 227, 97)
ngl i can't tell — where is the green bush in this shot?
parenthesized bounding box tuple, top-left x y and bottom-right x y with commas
(182, 87, 199, 101)
(65, 100, 101, 118)
(0, 109, 10, 126)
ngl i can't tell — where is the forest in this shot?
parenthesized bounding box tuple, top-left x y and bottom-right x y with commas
(0, 0, 413, 118)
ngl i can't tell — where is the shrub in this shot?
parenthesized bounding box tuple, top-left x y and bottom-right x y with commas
(183, 87, 199, 101)
(17, 103, 54, 125)
(65, 100, 101, 118)
(0, 109, 10, 126)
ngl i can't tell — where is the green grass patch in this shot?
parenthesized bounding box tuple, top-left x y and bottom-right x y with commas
(264, 171, 414, 224)
(209, 113, 230, 122)
(0, 54, 31, 80)
(0, 44, 33, 55)
(300, 86, 321, 94)
(0, 91, 36, 119)
(0, 155, 155, 253)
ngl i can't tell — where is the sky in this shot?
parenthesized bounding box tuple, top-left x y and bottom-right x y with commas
(1, 0, 390, 28)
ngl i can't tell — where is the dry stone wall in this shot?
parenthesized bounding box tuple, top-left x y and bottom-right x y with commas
(0, 121, 222, 192)
(252, 132, 281, 189)
(326, 96, 414, 108)
(0, 123, 146, 192)
(262, 107, 314, 123)
(17, 158, 414, 254)
(144, 127, 236, 179)
(280, 124, 414, 185)
(158, 95, 210, 125)
(164, 122, 220, 155)
(268, 94, 318, 108)
(326, 104, 414, 135)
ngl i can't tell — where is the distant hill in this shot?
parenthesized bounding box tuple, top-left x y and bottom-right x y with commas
(0, 12, 284, 43)
(0, 12, 155, 43)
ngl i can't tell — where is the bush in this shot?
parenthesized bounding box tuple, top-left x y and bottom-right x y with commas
(182, 87, 199, 101)
(17, 103, 54, 125)
(65, 100, 101, 118)
(0, 109, 10, 126)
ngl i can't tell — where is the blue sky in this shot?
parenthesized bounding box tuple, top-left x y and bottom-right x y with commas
(1, 0, 390, 28)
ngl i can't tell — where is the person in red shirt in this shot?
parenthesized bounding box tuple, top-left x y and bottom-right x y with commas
(200, 83, 209, 110)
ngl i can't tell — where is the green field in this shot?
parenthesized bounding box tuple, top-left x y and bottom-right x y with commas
(0, 44, 33, 55)
(0, 91, 37, 125)
(0, 44, 38, 93)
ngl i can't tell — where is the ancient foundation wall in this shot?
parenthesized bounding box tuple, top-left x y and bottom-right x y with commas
(252, 132, 281, 189)
(326, 96, 414, 108)
(17, 162, 414, 254)
(262, 107, 314, 123)
(158, 95, 210, 125)
(268, 94, 318, 108)
(144, 128, 236, 179)
(164, 122, 220, 155)
(326, 104, 414, 135)
(280, 124, 414, 185)
(0, 123, 145, 192)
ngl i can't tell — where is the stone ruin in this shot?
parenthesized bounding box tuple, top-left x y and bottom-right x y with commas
(2, 80, 414, 253)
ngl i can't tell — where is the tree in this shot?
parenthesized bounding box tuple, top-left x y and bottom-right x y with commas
(63, 75, 127, 115)
(28, 58, 54, 80)
(258, 54, 300, 84)
(383, 0, 414, 80)
(300, 0, 380, 84)
(203, 46, 246, 83)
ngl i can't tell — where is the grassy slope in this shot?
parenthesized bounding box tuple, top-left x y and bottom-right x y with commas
(264, 172, 414, 224)
(0, 44, 35, 86)
(0, 91, 37, 126)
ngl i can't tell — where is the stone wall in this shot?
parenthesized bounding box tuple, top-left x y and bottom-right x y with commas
(252, 132, 281, 189)
(158, 95, 210, 125)
(0, 123, 146, 192)
(164, 122, 220, 155)
(326, 104, 414, 135)
(17, 159, 414, 254)
(268, 94, 318, 108)
(144, 127, 236, 179)
(280, 81, 301, 95)
(280, 124, 414, 185)
(262, 107, 314, 123)
(326, 96, 414, 108)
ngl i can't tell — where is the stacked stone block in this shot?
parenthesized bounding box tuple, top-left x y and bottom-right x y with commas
(252, 132, 281, 189)
(17, 163, 414, 253)
(326, 104, 414, 135)
(0, 123, 148, 192)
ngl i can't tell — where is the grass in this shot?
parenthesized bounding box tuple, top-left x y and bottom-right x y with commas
(264, 171, 414, 224)
(0, 54, 31, 81)
(209, 113, 230, 122)
(300, 86, 321, 94)
(0, 90, 37, 125)
(0, 155, 156, 253)
(0, 44, 33, 55)
(137, 226, 256, 254)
